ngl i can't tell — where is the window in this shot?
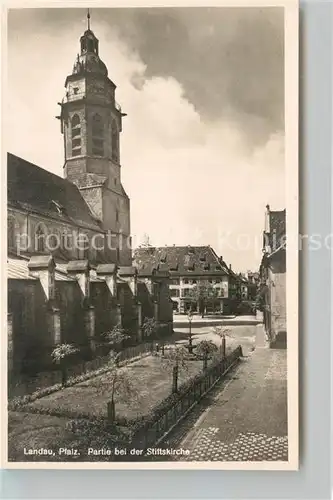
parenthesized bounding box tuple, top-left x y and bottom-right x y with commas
(170, 278, 180, 285)
(35, 225, 46, 252)
(215, 279, 221, 284)
(7, 216, 16, 251)
(71, 114, 81, 156)
(73, 87, 79, 95)
(183, 279, 189, 284)
(111, 120, 119, 162)
(192, 279, 197, 284)
(91, 114, 104, 156)
(170, 289, 180, 298)
(182, 288, 190, 297)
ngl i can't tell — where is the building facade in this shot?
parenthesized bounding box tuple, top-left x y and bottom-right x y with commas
(134, 246, 231, 314)
(259, 204, 286, 348)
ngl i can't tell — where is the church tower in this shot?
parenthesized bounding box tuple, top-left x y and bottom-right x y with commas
(59, 11, 131, 265)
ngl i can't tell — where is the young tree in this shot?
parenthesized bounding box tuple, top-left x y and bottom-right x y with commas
(213, 325, 231, 358)
(102, 324, 130, 364)
(141, 317, 158, 340)
(195, 340, 219, 370)
(189, 282, 220, 318)
(141, 316, 163, 354)
(92, 350, 140, 423)
(160, 345, 189, 393)
(51, 343, 79, 387)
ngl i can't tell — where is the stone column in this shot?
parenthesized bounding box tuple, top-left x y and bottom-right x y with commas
(48, 305, 61, 346)
(84, 305, 96, 353)
(28, 255, 56, 301)
(118, 266, 138, 298)
(153, 301, 159, 323)
(136, 301, 143, 342)
(28, 256, 61, 348)
(96, 263, 119, 329)
(7, 313, 13, 373)
(115, 303, 123, 328)
(67, 260, 95, 352)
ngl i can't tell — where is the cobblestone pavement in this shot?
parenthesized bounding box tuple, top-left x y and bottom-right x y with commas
(166, 346, 288, 462)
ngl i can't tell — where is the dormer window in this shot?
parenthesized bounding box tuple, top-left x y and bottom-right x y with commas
(50, 200, 66, 216)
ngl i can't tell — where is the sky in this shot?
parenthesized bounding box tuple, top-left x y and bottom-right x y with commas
(7, 7, 285, 272)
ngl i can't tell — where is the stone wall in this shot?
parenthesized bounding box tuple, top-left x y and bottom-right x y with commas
(8, 259, 173, 384)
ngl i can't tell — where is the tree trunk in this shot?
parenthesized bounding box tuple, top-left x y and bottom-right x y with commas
(222, 335, 226, 359)
(107, 400, 115, 423)
(203, 356, 208, 371)
(172, 365, 178, 393)
(61, 365, 67, 387)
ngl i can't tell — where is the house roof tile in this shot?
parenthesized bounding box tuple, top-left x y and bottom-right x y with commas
(134, 246, 230, 277)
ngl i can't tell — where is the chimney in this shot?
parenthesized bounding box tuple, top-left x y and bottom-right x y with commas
(67, 260, 90, 299)
(118, 266, 138, 297)
(28, 255, 56, 301)
(229, 264, 232, 271)
(96, 263, 118, 297)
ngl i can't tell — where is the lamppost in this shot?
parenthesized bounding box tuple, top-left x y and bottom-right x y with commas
(187, 311, 193, 354)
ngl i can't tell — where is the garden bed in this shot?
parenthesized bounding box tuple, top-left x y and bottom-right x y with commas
(22, 355, 205, 421)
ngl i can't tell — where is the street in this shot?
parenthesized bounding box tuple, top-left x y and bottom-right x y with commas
(158, 322, 288, 462)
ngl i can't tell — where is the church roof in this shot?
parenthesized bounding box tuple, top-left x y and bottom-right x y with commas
(7, 153, 103, 232)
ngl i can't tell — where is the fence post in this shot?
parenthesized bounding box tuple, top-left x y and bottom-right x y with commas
(222, 334, 226, 359)
(172, 365, 178, 393)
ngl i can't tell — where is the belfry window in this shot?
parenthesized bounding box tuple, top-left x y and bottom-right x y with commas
(71, 114, 81, 156)
(111, 120, 119, 162)
(91, 113, 104, 156)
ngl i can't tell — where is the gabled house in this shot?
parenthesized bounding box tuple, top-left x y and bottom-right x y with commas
(259, 205, 286, 347)
(134, 245, 231, 314)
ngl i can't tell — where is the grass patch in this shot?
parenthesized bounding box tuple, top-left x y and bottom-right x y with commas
(24, 355, 205, 421)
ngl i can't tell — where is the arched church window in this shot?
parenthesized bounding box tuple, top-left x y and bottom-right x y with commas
(7, 216, 16, 252)
(35, 225, 46, 253)
(111, 120, 119, 162)
(71, 114, 81, 157)
(91, 113, 104, 156)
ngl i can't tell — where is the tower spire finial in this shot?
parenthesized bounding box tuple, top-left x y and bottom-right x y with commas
(87, 8, 91, 30)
